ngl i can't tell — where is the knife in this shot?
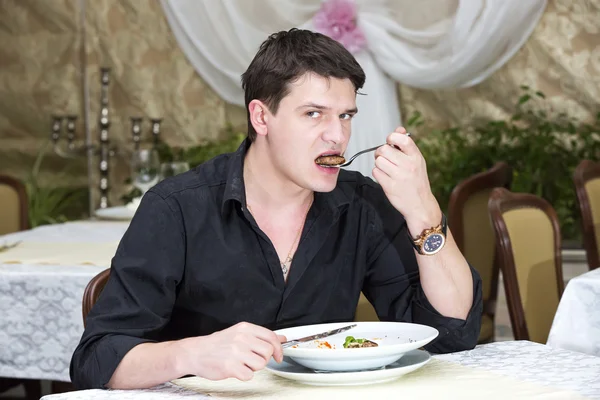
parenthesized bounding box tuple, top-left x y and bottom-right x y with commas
(281, 324, 357, 349)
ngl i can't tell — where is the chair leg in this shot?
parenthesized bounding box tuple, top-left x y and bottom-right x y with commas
(23, 380, 42, 400)
(0, 378, 21, 393)
(51, 380, 75, 393)
(0, 379, 42, 400)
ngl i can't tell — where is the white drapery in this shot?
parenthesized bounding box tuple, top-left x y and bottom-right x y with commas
(160, 0, 546, 177)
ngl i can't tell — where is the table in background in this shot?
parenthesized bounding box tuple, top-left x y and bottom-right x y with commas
(0, 221, 128, 382)
(547, 267, 600, 357)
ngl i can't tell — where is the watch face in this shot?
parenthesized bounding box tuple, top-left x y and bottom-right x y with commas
(423, 233, 445, 255)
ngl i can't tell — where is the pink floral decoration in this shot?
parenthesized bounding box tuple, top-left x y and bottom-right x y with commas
(313, 0, 367, 54)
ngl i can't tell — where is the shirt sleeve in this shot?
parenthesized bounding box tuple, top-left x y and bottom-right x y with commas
(69, 190, 186, 389)
(361, 185, 483, 354)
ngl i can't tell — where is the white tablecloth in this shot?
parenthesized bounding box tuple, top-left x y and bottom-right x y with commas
(39, 341, 600, 399)
(0, 221, 129, 382)
(547, 268, 600, 357)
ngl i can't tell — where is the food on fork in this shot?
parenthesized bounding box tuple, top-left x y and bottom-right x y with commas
(315, 154, 345, 167)
(343, 336, 378, 348)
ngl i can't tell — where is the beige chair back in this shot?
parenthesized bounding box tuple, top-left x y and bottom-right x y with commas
(0, 175, 28, 235)
(447, 162, 512, 342)
(354, 292, 379, 322)
(574, 160, 600, 270)
(488, 188, 564, 344)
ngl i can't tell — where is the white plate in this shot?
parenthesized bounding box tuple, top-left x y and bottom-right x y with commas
(94, 206, 136, 221)
(276, 321, 438, 372)
(266, 349, 430, 386)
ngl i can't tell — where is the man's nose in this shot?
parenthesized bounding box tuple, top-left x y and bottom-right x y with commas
(322, 118, 347, 145)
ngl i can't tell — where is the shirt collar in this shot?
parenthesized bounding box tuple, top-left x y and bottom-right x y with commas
(221, 139, 351, 216)
(220, 139, 249, 216)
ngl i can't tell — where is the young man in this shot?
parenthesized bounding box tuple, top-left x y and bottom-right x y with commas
(70, 28, 482, 390)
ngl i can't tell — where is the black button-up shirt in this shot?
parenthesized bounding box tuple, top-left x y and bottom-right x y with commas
(70, 140, 482, 389)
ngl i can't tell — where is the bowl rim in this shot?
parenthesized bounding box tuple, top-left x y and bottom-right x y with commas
(276, 321, 439, 359)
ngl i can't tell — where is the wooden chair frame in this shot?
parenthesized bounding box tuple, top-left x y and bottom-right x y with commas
(573, 160, 600, 270)
(447, 162, 512, 341)
(488, 188, 564, 340)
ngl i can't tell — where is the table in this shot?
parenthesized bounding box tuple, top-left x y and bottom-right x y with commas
(547, 267, 600, 357)
(0, 221, 128, 382)
(39, 341, 600, 399)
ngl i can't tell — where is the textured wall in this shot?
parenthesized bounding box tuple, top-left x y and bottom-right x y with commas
(82, 0, 239, 204)
(399, 0, 600, 129)
(0, 0, 599, 208)
(0, 0, 242, 206)
(0, 0, 86, 184)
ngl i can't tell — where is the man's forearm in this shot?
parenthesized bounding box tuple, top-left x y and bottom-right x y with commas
(107, 340, 187, 390)
(414, 229, 474, 320)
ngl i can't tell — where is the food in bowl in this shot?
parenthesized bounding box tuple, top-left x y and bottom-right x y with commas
(316, 340, 334, 349)
(343, 336, 378, 348)
(277, 321, 439, 372)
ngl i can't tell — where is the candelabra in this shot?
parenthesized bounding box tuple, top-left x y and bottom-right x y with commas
(51, 67, 162, 211)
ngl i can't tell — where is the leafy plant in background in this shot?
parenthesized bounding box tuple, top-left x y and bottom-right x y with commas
(155, 124, 246, 167)
(121, 124, 246, 204)
(409, 87, 600, 245)
(25, 141, 89, 227)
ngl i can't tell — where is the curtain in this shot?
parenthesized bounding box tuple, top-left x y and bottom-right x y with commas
(160, 0, 546, 177)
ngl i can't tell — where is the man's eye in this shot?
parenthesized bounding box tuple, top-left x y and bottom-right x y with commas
(340, 113, 354, 120)
(307, 111, 321, 118)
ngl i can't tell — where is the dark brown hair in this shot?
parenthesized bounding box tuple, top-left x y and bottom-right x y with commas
(241, 28, 366, 141)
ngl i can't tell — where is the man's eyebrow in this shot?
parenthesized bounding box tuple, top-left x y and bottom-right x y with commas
(296, 103, 330, 110)
(296, 103, 358, 114)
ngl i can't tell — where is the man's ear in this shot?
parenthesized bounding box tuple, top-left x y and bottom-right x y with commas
(248, 100, 269, 138)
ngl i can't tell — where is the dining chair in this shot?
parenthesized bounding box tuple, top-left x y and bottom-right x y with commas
(55, 247, 110, 394)
(0, 379, 41, 400)
(46, 269, 109, 394)
(573, 160, 600, 270)
(82, 268, 111, 327)
(488, 188, 564, 344)
(86, 268, 381, 326)
(0, 174, 29, 235)
(447, 162, 512, 343)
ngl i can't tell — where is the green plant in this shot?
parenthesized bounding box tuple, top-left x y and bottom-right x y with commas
(26, 141, 89, 227)
(155, 124, 246, 168)
(409, 87, 600, 245)
(121, 124, 245, 204)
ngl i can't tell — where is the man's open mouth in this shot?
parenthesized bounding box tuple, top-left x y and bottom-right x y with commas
(315, 153, 345, 168)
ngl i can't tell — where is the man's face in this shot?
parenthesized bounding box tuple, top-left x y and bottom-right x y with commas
(262, 73, 357, 192)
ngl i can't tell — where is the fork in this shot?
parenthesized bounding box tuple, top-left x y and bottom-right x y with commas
(333, 144, 386, 167)
(327, 132, 411, 168)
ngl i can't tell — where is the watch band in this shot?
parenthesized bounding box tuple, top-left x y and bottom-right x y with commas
(409, 214, 447, 254)
(441, 213, 447, 235)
